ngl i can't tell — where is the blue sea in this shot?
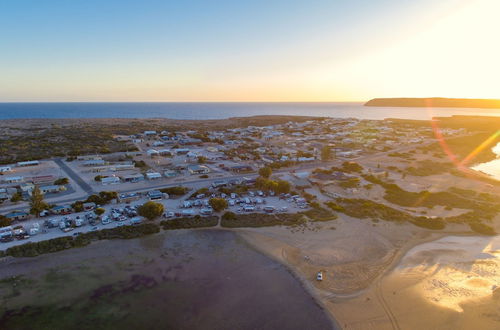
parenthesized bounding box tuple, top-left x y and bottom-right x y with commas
(1, 102, 500, 120)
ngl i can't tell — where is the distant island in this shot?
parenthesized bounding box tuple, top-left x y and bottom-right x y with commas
(365, 97, 500, 109)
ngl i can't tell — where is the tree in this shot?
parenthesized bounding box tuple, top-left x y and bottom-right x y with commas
(276, 180, 291, 194)
(321, 146, 332, 161)
(0, 215, 11, 228)
(29, 186, 48, 216)
(10, 192, 22, 203)
(209, 198, 228, 212)
(94, 207, 105, 216)
(138, 201, 164, 220)
(94, 175, 102, 182)
(54, 177, 69, 185)
(258, 166, 272, 179)
(197, 156, 207, 164)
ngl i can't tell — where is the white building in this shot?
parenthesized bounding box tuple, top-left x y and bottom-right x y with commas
(145, 172, 162, 180)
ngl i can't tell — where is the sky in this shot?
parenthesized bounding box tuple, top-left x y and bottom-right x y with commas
(1, 0, 499, 102)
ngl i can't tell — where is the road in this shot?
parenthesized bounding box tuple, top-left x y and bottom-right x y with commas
(53, 158, 94, 195)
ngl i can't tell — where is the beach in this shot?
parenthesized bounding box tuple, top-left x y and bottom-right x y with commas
(237, 215, 500, 329)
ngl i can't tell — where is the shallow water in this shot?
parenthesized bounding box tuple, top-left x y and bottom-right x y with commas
(0, 230, 336, 330)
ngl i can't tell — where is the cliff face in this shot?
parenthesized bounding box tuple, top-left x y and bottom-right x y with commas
(365, 98, 500, 109)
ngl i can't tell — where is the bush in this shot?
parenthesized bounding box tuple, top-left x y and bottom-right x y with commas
(222, 212, 237, 221)
(161, 215, 218, 230)
(301, 207, 337, 221)
(221, 213, 305, 228)
(94, 207, 105, 216)
(54, 177, 69, 185)
(209, 198, 228, 212)
(159, 186, 189, 196)
(469, 222, 496, 236)
(138, 201, 164, 220)
(4, 224, 160, 258)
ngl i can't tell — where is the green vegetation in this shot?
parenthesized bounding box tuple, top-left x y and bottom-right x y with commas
(197, 156, 207, 164)
(160, 215, 218, 230)
(469, 222, 496, 236)
(159, 186, 189, 196)
(338, 177, 360, 188)
(321, 146, 332, 161)
(29, 186, 49, 215)
(10, 192, 22, 203)
(94, 175, 102, 182)
(300, 206, 337, 221)
(258, 166, 272, 179)
(221, 213, 305, 228)
(335, 197, 446, 230)
(138, 201, 164, 220)
(419, 131, 499, 164)
(255, 177, 290, 194)
(54, 177, 69, 185)
(72, 191, 118, 211)
(208, 198, 228, 212)
(0, 125, 137, 165)
(94, 207, 105, 216)
(0, 214, 12, 227)
(405, 160, 453, 176)
(4, 224, 160, 257)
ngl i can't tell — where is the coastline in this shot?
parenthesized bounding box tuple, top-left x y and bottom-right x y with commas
(235, 220, 500, 329)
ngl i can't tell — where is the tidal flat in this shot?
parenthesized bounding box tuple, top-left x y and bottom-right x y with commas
(0, 230, 334, 330)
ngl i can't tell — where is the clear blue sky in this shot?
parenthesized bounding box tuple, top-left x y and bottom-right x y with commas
(2, 0, 497, 101)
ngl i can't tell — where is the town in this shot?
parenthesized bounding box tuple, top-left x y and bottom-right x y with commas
(0, 116, 487, 251)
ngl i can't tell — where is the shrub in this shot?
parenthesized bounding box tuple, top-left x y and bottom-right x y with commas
(209, 198, 228, 212)
(161, 216, 218, 230)
(159, 186, 189, 196)
(221, 213, 305, 228)
(138, 201, 164, 220)
(469, 222, 496, 236)
(54, 177, 69, 185)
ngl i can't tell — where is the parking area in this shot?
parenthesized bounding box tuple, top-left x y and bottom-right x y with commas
(0, 186, 310, 250)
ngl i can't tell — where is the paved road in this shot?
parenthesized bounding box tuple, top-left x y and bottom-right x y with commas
(53, 158, 94, 195)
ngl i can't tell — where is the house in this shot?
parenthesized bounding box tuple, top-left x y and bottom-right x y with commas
(101, 176, 120, 185)
(187, 164, 210, 175)
(113, 164, 135, 171)
(152, 141, 165, 147)
(297, 156, 315, 162)
(145, 172, 162, 180)
(158, 149, 173, 156)
(164, 170, 178, 178)
(0, 188, 10, 201)
(147, 149, 159, 157)
(229, 165, 253, 173)
(148, 190, 163, 201)
(0, 166, 12, 173)
(5, 211, 29, 221)
(2, 176, 24, 184)
(52, 205, 72, 215)
(16, 160, 39, 167)
(175, 148, 190, 155)
(40, 185, 60, 194)
(83, 159, 106, 166)
(122, 173, 144, 183)
(77, 155, 102, 161)
(31, 175, 56, 185)
(144, 130, 157, 136)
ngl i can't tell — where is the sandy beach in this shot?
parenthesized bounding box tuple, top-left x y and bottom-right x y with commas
(237, 215, 500, 329)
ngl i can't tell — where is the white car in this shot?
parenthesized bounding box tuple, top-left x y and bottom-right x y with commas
(316, 272, 323, 281)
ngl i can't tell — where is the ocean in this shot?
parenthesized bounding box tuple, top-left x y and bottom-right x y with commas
(1, 102, 500, 120)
